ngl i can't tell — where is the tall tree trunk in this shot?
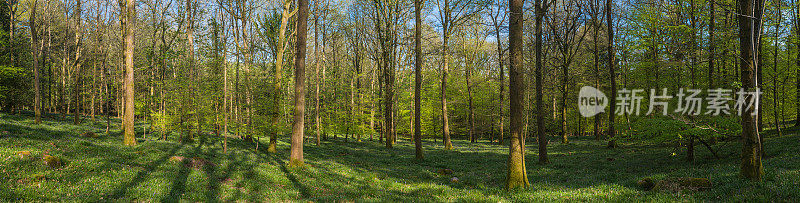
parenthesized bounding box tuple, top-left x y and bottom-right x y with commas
(560, 61, 568, 144)
(314, 0, 322, 146)
(289, 0, 309, 167)
(466, 52, 475, 143)
(535, 0, 549, 164)
(709, 0, 716, 89)
(796, 0, 800, 127)
(72, 0, 83, 125)
(121, 0, 136, 146)
(441, 0, 452, 150)
(29, 0, 41, 124)
(506, 0, 529, 190)
(606, 0, 617, 148)
(414, 0, 424, 159)
(494, 10, 505, 145)
(772, 1, 782, 137)
(269, 0, 295, 153)
(737, 0, 764, 181)
(186, 0, 199, 140)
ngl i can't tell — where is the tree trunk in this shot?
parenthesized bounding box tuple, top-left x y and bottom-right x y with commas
(414, 0, 423, 159)
(466, 53, 475, 143)
(289, 0, 309, 167)
(121, 0, 136, 146)
(314, 0, 322, 146)
(535, 0, 549, 165)
(441, 45, 452, 148)
(495, 14, 505, 145)
(606, 0, 617, 148)
(737, 0, 763, 181)
(29, 0, 41, 124)
(773, 1, 783, 137)
(506, 0, 529, 190)
(72, 0, 83, 125)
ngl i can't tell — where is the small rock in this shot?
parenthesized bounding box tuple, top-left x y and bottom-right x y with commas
(437, 169, 454, 175)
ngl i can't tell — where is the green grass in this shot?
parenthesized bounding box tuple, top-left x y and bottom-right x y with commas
(1, 112, 799, 202)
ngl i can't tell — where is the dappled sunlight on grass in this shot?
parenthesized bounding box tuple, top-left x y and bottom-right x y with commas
(2, 113, 799, 201)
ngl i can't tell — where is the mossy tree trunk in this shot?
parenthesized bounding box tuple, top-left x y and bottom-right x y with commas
(506, 0, 530, 190)
(737, 0, 764, 181)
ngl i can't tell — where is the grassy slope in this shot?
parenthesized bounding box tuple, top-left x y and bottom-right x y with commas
(1, 113, 798, 202)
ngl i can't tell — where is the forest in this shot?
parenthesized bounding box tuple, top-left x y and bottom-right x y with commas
(0, 0, 798, 201)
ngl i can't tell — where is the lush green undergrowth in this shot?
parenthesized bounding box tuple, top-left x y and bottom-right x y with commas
(1, 113, 799, 202)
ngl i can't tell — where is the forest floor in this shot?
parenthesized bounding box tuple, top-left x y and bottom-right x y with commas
(1, 112, 799, 202)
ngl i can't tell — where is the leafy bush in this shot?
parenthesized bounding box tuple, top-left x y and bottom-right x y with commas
(0, 65, 27, 111)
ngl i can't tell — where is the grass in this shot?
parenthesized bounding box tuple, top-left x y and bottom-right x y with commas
(1, 112, 799, 202)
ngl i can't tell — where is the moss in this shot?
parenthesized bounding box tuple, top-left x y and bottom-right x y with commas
(81, 131, 98, 138)
(437, 169, 454, 175)
(16, 151, 32, 159)
(42, 155, 64, 168)
(288, 159, 304, 168)
(679, 178, 712, 190)
(169, 156, 185, 163)
(637, 178, 656, 191)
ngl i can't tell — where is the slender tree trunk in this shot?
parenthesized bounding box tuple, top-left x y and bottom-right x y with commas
(441, 42, 452, 149)
(606, 0, 617, 148)
(413, 0, 424, 159)
(494, 14, 505, 145)
(709, 0, 716, 89)
(560, 63, 568, 144)
(466, 53, 475, 143)
(289, 0, 309, 167)
(29, 0, 41, 124)
(121, 0, 136, 146)
(314, 0, 322, 146)
(796, 0, 800, 127)
(72, 0, 83, 125)
(535, 0, 549, 164)
(441, 0, 452, 150)
(773, 1, 782, 137)
(737, 0, 764, 181)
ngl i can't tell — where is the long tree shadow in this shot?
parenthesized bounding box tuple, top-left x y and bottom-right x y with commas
(108, 144, 182, 200)
(162, 136, 209, 202)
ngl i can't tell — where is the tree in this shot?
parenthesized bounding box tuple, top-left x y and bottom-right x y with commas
(314, 0, 323, 146)
(414, 0, 424, 159)
(121, 0, 136, 146)
(28, 0, 41, 124)
(605, 0, 616, 148)
(289, 0, 310, 167)
(269, 0, 297, 153)
(547, 0, 587, 144)
(795, 0, 800, 127)
(737, 0, 764, 181)
(506, 0, 529, 190)
(488, 0, 507, 144)
(535, 0, 550, 164)
(434, 0, 481, 149)
(72, 0, 83, 125)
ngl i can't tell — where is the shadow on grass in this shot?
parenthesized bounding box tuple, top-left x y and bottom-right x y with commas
(109, 144, 182, 200)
